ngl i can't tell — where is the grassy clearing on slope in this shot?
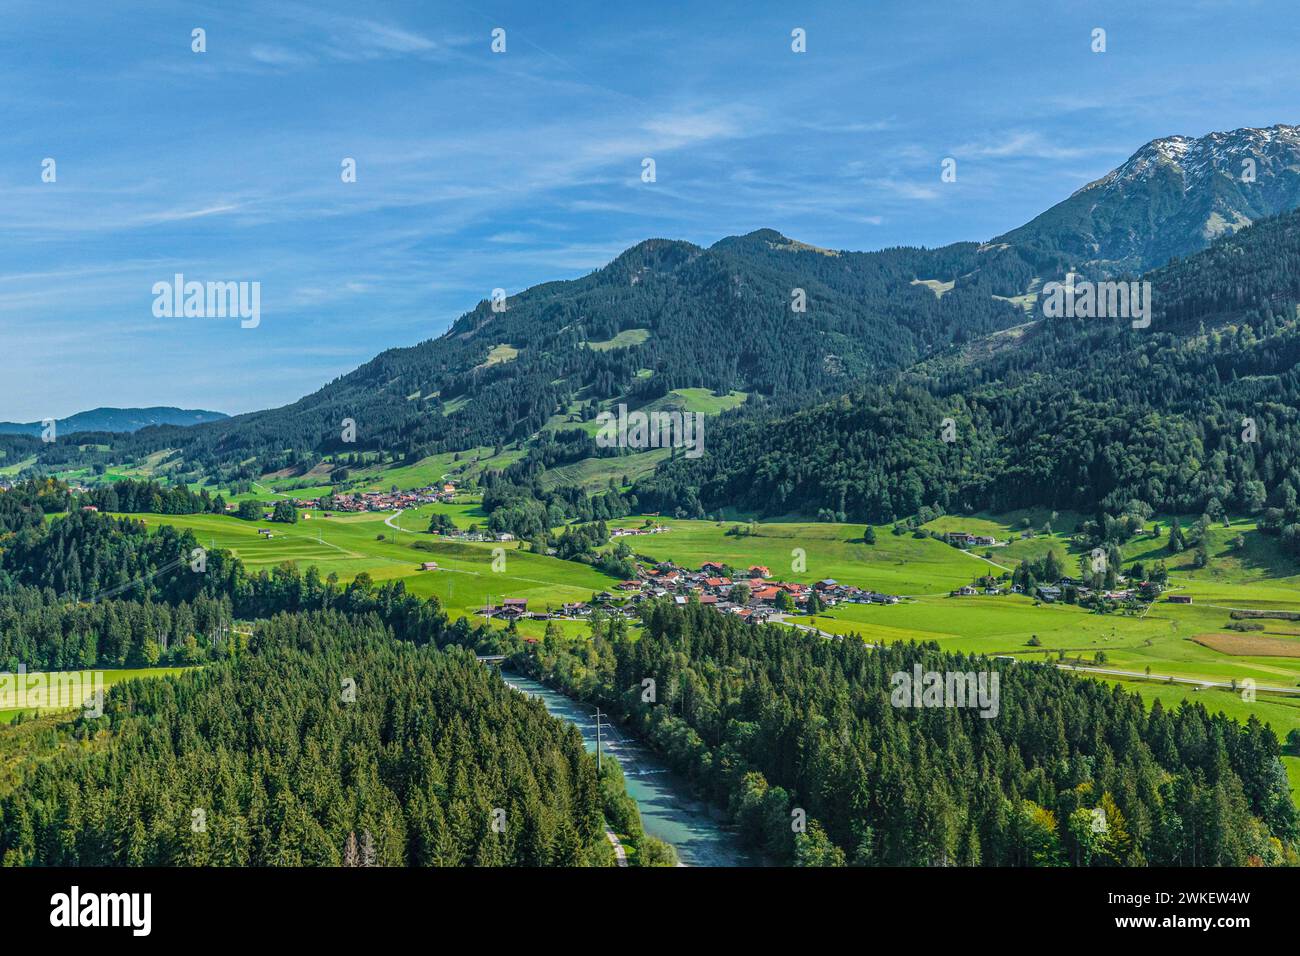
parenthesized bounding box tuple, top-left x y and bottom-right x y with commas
(0, 666, 193, 723)
(646, 387, 748, 415)
(476, 343, 519, 368)
(0, 456, 36, 476)
(583, 328, 650, 350)
(540, 449, 670, 492)
(608, 517, 985, 594)
(911, 278, 954, 298)
(247, 445, 527, 497)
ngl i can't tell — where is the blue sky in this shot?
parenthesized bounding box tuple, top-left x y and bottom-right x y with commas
(1, 0, 1295, 420)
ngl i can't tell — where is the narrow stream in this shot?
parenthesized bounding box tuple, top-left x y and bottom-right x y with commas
(502, 673, 758, 867)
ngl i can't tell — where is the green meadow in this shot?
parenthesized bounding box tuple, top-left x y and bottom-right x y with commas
(0, 666, 193, 723)
(122, 508, 622, 639)
(607, 517, 982, 594)
(582, 328, 651, 351)
(0, 455, 36, 476)
(347, 446, 528, 493)
(124, 506, 1300, 769)
(539, 448, 670, 492)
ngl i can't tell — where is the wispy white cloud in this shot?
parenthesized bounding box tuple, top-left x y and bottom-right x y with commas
(953, 130, 1118, 161)
(138, 203, 248, 224)
(248, 44, 313, 68)
(3, 0, 1297, 418)
(868, 179, 942, 201)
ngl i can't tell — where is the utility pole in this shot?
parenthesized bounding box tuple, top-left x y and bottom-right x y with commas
(591, 708, 606, 773)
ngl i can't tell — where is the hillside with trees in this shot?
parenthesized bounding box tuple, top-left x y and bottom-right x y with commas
(0, 231, 1034, 485)
(634, 208, 1300, 527)
(0, 612, 608, 866)
(524, 600, 1298, 866)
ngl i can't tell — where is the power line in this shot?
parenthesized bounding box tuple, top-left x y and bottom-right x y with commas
(590, 707, 606, 773)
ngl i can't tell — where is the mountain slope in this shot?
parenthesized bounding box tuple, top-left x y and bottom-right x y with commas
(9, 125, 1300, 492)
(0, 406, 228, 437)
(992, 124, 1300, 276)
(11, 231, 1031, 482)
(635, 207, 1300, 525)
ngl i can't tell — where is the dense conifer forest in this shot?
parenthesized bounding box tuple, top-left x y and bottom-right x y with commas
(524, 601, 1299, 866)
(0, 481, 485, 668)
(634, 210, 1300, 528)
(0, 612, 609, 866)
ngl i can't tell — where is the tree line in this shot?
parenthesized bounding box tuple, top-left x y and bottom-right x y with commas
(0, 612, 610, 866)
(522, 600, 1297, 866)
(632, 208, 1300, 524)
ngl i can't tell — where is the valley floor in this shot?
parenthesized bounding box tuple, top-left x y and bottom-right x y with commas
(120, 505, 1300, 801)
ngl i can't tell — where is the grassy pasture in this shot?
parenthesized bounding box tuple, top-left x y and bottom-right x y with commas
(540, 449, 669, 492)
(121, 509, 620, 626)
(114, 506, 1300, 786)
(0, 456, 36, 476)
(583, 328, 650, 350)
(0, 666, 192, 723)
(607, 517, 983, 595)
(644, 387, 748, 416)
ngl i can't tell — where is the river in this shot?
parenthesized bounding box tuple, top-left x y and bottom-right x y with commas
(502, 673, 758, 867)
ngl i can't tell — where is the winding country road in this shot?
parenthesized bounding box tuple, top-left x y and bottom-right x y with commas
(383, 510, 413, 533)
(1055, 662, 1300, 695)
(605, 830, 628, 867)
(959, 548, 1015, 572)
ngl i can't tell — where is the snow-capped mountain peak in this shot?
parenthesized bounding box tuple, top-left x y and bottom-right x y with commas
(997, 124, 1300, 275)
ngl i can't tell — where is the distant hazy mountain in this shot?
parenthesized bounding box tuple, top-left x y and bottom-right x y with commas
(0, 407, 228, 436)
(992, 124, 1300, 276)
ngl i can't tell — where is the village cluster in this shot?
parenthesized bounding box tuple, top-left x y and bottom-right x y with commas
(479, 558, 902, 624)
(287, 482, 457, 514)
(938, 529, 1173, 605)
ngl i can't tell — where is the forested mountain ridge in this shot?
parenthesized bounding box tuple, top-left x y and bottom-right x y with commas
(0, 406, 227, 437)
(7, 125, 1300, 498)
(634, 206, 1300, 527)
(1, 229, 1030, 482)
